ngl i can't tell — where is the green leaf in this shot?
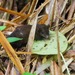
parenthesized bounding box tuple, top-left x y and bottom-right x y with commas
(32, 31, 68, 55)
(7, 37, 23, 43)
(22, 72, 36, 75)
(0, 26, 6, 31)
(45, 73, 50, 75)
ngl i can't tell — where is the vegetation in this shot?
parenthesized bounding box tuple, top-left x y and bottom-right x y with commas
(0, 0, 75, 75)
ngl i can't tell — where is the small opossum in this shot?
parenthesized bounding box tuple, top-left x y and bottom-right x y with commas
(8, 24, 50, 48)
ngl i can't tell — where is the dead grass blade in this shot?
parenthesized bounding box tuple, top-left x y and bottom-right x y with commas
(4, 2, 30, 27)
(10, 67, 17, 75)
(29, 0, 50, 22)
(0, 71, 4, 75)
(0, 7, 29, 18)
(60, 20, 75, 34)
(60, 0, 68, 15)
(38, 14, 48, 24)
(60, 52, 70, 75)
(5, 62, 10, 75)
(28, 0, 38, 14)
(10, 2, 30, 23)
(68, 35, 75, 44)
(50, 61, 62, 75)
(31, 59, 37, 73)
(27, 16, 38, 52)
(62, 57, 74, 72)
(55, 1, 62, 74)
(20, 2, 30, 13)
(0, 19, 19, 26)
(25, 15, 38, 72)
(35, 58, 51, 75)
(0, 31, 24, 74)
(67, 1, 75, 20)
(0, 0, 6, 7)
(46, 0, 56, 25)
(16, 51, 32, 55)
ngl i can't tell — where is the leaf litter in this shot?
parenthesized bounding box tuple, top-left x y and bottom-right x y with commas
(0, 0, 75, 75)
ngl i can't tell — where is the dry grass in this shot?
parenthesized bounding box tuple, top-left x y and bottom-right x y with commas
(0, 0, 75, 75)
